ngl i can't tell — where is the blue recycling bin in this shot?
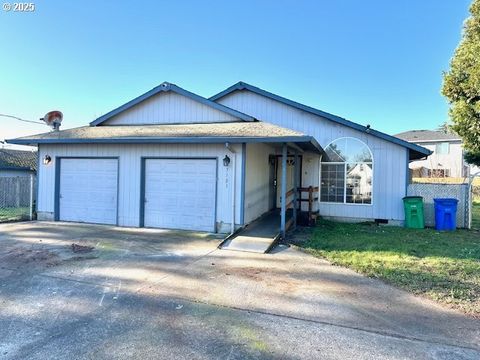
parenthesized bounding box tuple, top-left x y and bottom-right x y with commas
(433, 198, 459, 231)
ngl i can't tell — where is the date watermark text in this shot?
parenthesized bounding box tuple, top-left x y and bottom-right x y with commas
(3, 3, 35, 12)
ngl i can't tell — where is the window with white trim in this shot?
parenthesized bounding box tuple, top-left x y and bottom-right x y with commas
(435, 142, 450, 155)
(320, 138, 373, 204)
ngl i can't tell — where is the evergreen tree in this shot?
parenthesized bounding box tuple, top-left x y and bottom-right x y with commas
(442, 0, 480, 165)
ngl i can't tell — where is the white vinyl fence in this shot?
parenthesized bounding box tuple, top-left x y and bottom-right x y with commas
(0, 175, 35, 223)
(407, 183, 470, 228)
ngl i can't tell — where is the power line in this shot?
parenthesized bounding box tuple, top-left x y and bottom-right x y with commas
(0, 114, 44, 125)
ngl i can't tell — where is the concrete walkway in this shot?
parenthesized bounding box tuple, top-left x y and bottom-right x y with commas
(0, 222, 479, 359)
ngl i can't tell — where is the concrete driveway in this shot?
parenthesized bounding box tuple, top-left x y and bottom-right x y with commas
(0, 222, 479, 360)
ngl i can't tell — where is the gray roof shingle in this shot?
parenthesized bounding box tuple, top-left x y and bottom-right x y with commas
(0, 148, 37, 171)
(9, 122, 303, 141)
(6, 122, 322, 153)
(395, 130, 461, 142)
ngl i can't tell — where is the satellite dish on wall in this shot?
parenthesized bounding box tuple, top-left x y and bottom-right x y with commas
(41, 111, 63, 131)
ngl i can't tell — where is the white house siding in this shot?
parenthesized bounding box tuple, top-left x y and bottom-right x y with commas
(244, 143, 274, 224)
(103, 92, 240, 125)
(409, 141, 465, 178)
(217, 90, 408, 221)
(37, 143, 243, 232)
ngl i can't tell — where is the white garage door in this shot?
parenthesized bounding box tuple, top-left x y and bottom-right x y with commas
(59, 158, 118, 225)
(144, 158, 216, 232)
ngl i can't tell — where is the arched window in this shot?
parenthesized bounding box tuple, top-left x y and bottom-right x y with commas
(320, 137, 373, 204)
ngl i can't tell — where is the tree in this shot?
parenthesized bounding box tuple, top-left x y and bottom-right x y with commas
(437, 121, 451, 133)
(442, 0, 480, 166)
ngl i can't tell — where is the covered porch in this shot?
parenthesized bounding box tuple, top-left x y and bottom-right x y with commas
(222, 141, 322, 253)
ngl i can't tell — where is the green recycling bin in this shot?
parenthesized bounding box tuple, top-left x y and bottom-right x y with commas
(402, 196, 425, 229)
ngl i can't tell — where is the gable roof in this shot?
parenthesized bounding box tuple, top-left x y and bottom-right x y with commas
(395, 130, 461, 143)
(7, 122, 322, 153)
(90, 82, 255, 126)
(210, 81, 432, 160)
(0, 148, 37, 172)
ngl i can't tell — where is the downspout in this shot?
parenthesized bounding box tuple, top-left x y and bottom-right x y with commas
(225, 143, 236, 235)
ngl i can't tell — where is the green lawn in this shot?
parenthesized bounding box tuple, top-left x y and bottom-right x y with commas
(472, 202, 480, 230)
(0, 207, 30, 222)
(302, 220, 480, 317)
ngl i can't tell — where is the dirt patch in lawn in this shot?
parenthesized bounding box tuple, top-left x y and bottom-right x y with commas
(1, 247, 61, 268)
(71, 243, 95, 253)
(225, 266, 301, 294)
(227, 266, 265, 281)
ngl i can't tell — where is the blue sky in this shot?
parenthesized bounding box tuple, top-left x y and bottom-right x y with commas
(0, 0, 471, 143)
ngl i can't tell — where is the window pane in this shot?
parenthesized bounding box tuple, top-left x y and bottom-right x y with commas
(321, 138, 374, 205)
(323, 138, 372, 162)
(435, 142, 450, 155)
(324, 138, 347, 162)
(346, 163, 372, 204)
(320, 164, 345, 202)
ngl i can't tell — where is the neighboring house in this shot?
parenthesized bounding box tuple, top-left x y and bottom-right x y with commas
(345, 163, 373, 204)
(0, 148, 37, 177)
(0, 148, 37, 209)
(395, 130, 477, 178)
(7, 82, 430, 231)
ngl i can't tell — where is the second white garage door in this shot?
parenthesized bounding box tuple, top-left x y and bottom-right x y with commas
(59, 158, 118, 225)
(144, 158, 217, 232)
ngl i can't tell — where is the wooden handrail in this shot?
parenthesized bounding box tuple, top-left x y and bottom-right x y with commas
(285, 188, 295, 198)
(294, 186, 320, 226)
(297, 186, 319, 192)
(285, 217, 294, 231)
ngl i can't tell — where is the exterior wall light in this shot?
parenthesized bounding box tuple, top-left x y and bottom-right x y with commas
(43, 155, 52, 165)
(223, 155, 230, 167)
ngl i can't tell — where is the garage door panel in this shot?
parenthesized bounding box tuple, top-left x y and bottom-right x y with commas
(144, 159, 216, 232)
(59, 158, 118, 225)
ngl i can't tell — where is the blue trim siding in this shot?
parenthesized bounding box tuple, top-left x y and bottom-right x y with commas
(405, 149, 410, 196)
(139, 158, 146, 227)
(90, 82, 255, 126)
(53, 157, 60, 221)
(35, 148, 41, 216)
(116, 158, 120, 226)
(240, 143, 246, 225)
(214, 157, 219, 233)
(280, 144, 287, 239)
(210, 81, 431, 160)
(7, 135, 322, 154)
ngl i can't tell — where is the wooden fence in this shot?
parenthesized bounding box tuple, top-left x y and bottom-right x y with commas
(0, 175, 35, 222)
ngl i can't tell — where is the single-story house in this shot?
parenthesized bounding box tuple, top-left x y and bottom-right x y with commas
(7, 82, 431, 234)
(0, 148, 37, 177)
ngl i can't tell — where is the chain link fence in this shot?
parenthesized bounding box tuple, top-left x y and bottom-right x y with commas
(407, 183, 470, 228)
(0, 175, 35, 223)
